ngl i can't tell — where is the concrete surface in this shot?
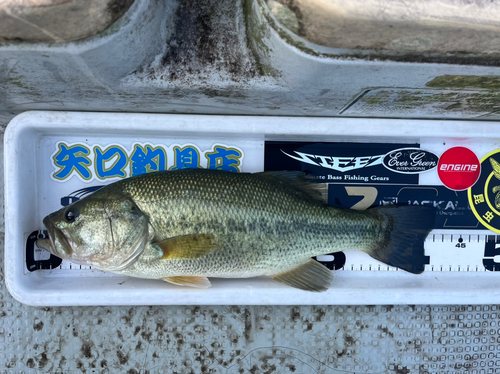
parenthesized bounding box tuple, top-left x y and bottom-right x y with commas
(2, 0, 500, 128)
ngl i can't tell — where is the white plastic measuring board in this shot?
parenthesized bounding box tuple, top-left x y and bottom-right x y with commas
(5, 111, 500, 306)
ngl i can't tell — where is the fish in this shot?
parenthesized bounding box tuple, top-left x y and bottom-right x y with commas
(36, 169, 435, 292)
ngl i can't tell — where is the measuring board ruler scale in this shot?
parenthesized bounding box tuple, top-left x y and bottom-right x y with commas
(26, 230, 500, 275)
(316, 233, 500, 273)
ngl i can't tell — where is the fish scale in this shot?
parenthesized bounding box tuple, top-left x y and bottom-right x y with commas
(122, 171, 368, 272)
(37, 169, 435, 291)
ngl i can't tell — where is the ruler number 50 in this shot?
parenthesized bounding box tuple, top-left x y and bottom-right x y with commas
(484, 237, 500, 271)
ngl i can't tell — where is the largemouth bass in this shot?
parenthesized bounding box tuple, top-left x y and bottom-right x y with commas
(37, 169, 435, 292)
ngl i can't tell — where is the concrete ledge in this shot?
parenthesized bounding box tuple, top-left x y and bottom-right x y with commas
(267, 0, 500, 55)
(0, 0, 134, 43)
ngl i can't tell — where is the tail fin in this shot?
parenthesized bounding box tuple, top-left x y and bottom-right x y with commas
(365, 205, 436, 274)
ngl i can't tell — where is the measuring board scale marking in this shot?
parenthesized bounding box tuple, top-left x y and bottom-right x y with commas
(27, 230, 500, 275)
(315, 233, 500, 273)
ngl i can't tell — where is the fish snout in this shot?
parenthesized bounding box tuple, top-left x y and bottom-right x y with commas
(38, 215, 73, 258)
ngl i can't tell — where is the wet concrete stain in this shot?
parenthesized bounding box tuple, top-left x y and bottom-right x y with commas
(81, 340, 92, 359)
(26, 358, 35, 368)
(378, 325, 395, 338)
(244, 308, 253, 341)
(117, 349, 129, 365)
(175, 332, 185, 353)
(141, 331, 153, 343)
(76, 360, 84, 371)
(37, 352, 49, 369)
(290, 308, 301, 322)
(59, 356, 67, 368)
(312, 306, 326, 321)
(5, 358, 16, 368)
(336, 348, 348, 358)
(344, 335, 354, 345)
(33, 320, 44, 331)
(392, 366, 410, 374)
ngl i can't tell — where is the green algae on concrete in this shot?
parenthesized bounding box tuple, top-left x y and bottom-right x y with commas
(427, 75, 500, 89)
(344, 88, 500, 117)
(243, 0, 281, 77)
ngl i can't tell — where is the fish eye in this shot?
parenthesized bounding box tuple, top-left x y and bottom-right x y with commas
(64, 209, 79, 223)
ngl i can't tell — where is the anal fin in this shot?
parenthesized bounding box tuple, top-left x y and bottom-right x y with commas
(272, 259, 332, 292)
(162, 276, 212, 289)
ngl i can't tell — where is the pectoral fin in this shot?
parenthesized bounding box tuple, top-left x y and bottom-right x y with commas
(155, 234, 216, 260)
(272, 259, 333, 292)
(162, 276, 212, 288)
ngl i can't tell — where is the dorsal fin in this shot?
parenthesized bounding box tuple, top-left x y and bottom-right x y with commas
(255, 171, 328, 203)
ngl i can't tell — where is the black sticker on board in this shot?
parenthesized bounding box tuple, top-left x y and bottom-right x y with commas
(383, 148, 438, 174)
(265, 142, 420, 184)
(468, 150, 500, 233)
(483, 236, 500, 271)
(328, 184, 484, 230)
(26, 230, 63, 272)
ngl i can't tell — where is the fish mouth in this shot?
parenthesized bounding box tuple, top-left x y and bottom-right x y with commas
(36, 216, 73, 258)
